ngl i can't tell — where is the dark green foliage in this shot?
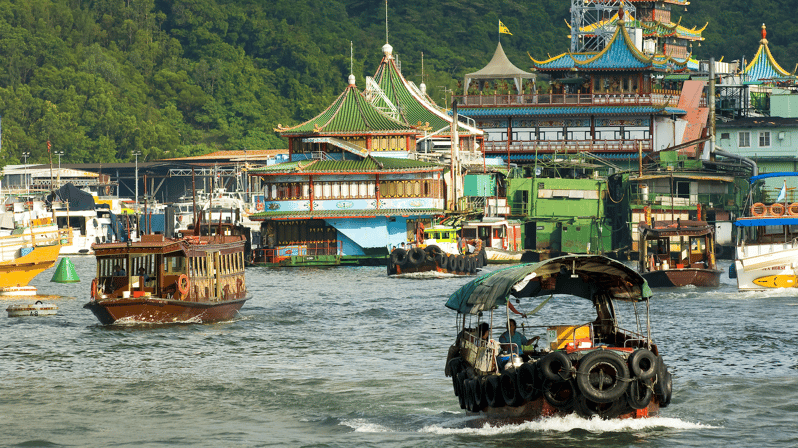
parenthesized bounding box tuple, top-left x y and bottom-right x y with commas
(0, 0, 789, 164)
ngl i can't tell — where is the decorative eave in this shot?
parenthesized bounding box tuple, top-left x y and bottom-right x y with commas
(249, 156, 445, 176)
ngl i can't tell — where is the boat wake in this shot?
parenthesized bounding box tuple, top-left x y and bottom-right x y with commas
(420, 414, 716, 435)
(390, 271, 475, 280)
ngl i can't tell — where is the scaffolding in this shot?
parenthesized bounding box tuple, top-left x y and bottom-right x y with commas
(570, 0, 636, 53)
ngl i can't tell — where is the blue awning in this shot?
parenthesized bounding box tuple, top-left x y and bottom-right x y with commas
(736, 217, 798, 227)
(748, 172, 798, 183)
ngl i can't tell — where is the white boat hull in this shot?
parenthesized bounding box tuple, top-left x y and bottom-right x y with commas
(6, 302, 58, 317)
(735, 243, 798, 290)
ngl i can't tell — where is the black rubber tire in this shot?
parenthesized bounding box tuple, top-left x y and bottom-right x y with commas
(575, 394, 630, 419)
(542, 379, 576, 411)
(387, 259, 395, 275)
(500, 368, 524, 407)
(468, 256, 477, 273)
(463, 378, 476, 412)
(517, 362, 541, 401)
(485, 375, 505, 408)
(480, 248, 488, 266)
(407, 247, 426, 266)
(435, 253, 448, 270)
(453, 255, 465, 272)
(627, 378, 654, 410)
(390, 249, 407, 266)
(472, 376, 487, 411)
(654, 357, 672, 408)
(575, 350, 630, 404)
(628, 348, 657, 380)
(447, 254, 457, 272)
(448, 358, 463, 396)
(457, 371, 468, 409)
(539, 351, 573, 382)
(425, 245, 442, 258)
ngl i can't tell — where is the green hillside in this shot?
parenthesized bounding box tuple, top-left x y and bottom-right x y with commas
(0, 0, 793, 165)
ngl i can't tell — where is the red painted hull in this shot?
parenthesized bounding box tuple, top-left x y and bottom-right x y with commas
(83, 297, 247, 324)
(466, 396, 661, 424)
(642, 268, 721, 287)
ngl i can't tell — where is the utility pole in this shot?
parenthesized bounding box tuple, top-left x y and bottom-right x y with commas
(133, 150, 142, 206)
(21, 151, 30, 194)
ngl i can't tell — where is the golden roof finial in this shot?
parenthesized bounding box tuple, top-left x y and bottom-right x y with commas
(761, 23, 768, 45)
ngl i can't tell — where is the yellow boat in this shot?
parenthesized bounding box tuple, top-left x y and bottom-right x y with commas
(752, 275, 798, 289)
(0, 218, 71, 289)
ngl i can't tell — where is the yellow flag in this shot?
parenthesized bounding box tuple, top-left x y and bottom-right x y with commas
(499, 20, 512, 35)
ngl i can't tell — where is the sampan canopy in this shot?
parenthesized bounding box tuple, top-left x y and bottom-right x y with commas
(446, 255, 652, 315)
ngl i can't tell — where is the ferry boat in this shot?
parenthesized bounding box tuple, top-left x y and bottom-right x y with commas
(734, 172, 798, 290)
(444, 255, 672, 420)
(84, 221, 248, 324)
(638, 219, 721, 287)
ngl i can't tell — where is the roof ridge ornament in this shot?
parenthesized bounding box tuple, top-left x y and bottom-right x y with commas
(761, 23, 768, 45)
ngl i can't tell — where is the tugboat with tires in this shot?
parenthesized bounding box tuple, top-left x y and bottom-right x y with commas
(387, 242, 487, 276)
(444, 254, 672, 420)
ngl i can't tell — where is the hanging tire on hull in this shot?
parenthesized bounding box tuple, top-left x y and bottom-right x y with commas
(485, 375, 505, 407)
(517, 362, 541, 401)
(436, 253, 448, 270)
(542, 379, 576, 412)
(539, 351, 572, 382)
(575, 350, 630, 404)
(408, 247, 426, 266)
(575, 394, 629, 419)
(627, 378, 654, 410)
(500, 368, 524, 407)
(628, 348, 657, 380)
(654, 356, 672, 407)
(391, 249, 408, 266)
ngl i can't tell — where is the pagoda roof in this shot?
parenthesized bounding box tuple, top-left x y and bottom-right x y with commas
(249, 155, 444, 175)
(274, 78, 418, 136)
(743, 25, 792, 82)
(371, 44, 482, 136)
(533, 23, 686, 71)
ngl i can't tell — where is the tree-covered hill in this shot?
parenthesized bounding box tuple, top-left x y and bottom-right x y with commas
(0, 0, 793, 165)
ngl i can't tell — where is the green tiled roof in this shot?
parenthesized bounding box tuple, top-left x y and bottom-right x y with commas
(250, 156, 445, 175)
(250, 208, 445, 220)
(372, 55, 479, 136)
(276, 83, 417, 135)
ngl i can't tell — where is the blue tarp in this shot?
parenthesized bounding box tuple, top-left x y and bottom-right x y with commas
(735, 217, 798, 227)
(748, 172, 798, 183)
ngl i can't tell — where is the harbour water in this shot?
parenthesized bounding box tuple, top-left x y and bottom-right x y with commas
(2, 257, 798, 447)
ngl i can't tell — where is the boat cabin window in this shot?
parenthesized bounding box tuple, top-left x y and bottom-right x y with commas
(129, 254, 157, 280)
(165, 255, 186, 274)
(493, 227, 505, 238)
(462, 228, 477, 239)
(98, 257, 126, 277)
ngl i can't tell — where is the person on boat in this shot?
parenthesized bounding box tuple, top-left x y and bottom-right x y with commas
(499, 319, 534, 355)
(137, 267, 150, 284)
(477, 322, 491, 341)
(113, 264, 126, 276)
(457, 232, 468, 254)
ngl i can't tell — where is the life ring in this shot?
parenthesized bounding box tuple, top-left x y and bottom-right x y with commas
(627, 378, 654, 410)
(177, 274, 189, 296)
(539, 351, 573, 382)
(256, 200, 264, 211)
(91, 278, 98, 299)
(789, 203, 798, 216)
(770, 203, 786, 216)
(500, 368, 524, 406)
(177, 215, 183, 223)
(485, 374, 505, 407)
(517, 362, 541, 401)
(575, 350, 630, 403)
(628, 348, 657, 380)
(751, 203, 767, 217)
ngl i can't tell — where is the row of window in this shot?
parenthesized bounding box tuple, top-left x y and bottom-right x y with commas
(189, 252, 244, 277)
(263, 180, 438, 200)
(487, 130, 650, 142)
(728, 131, 771, 148)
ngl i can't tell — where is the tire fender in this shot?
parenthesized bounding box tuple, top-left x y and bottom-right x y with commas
(575, 350, 630, 403)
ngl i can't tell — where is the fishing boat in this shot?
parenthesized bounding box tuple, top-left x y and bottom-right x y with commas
(387, 243, 484, 276)
(0, 217, 69, 292)
(83, 221, 248, 324)
(460, 218, 524, 263)
(734, 172, 798, 290)
(638, 219, 721, 287)
(444, 254, 672, 420)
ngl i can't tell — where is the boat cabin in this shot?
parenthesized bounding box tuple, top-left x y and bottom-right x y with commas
(638, 219, 716, 272)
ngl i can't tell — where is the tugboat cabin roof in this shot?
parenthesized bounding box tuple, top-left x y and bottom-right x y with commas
(446, 255, 652, 315)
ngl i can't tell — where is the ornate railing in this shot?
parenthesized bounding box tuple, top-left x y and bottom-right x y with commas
(482, 139, 653, 154)
(454, 90, 689, 108)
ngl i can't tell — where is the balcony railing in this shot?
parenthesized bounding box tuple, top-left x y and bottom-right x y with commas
(482, 139, 653, 154)
(454, 90, 690, 108)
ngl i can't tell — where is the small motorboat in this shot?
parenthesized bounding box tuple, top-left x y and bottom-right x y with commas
(444, 254, 672, 421)
(6, 300, 58, 317)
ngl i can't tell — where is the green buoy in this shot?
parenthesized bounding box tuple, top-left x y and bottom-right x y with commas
(51, 257, 81, 283)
